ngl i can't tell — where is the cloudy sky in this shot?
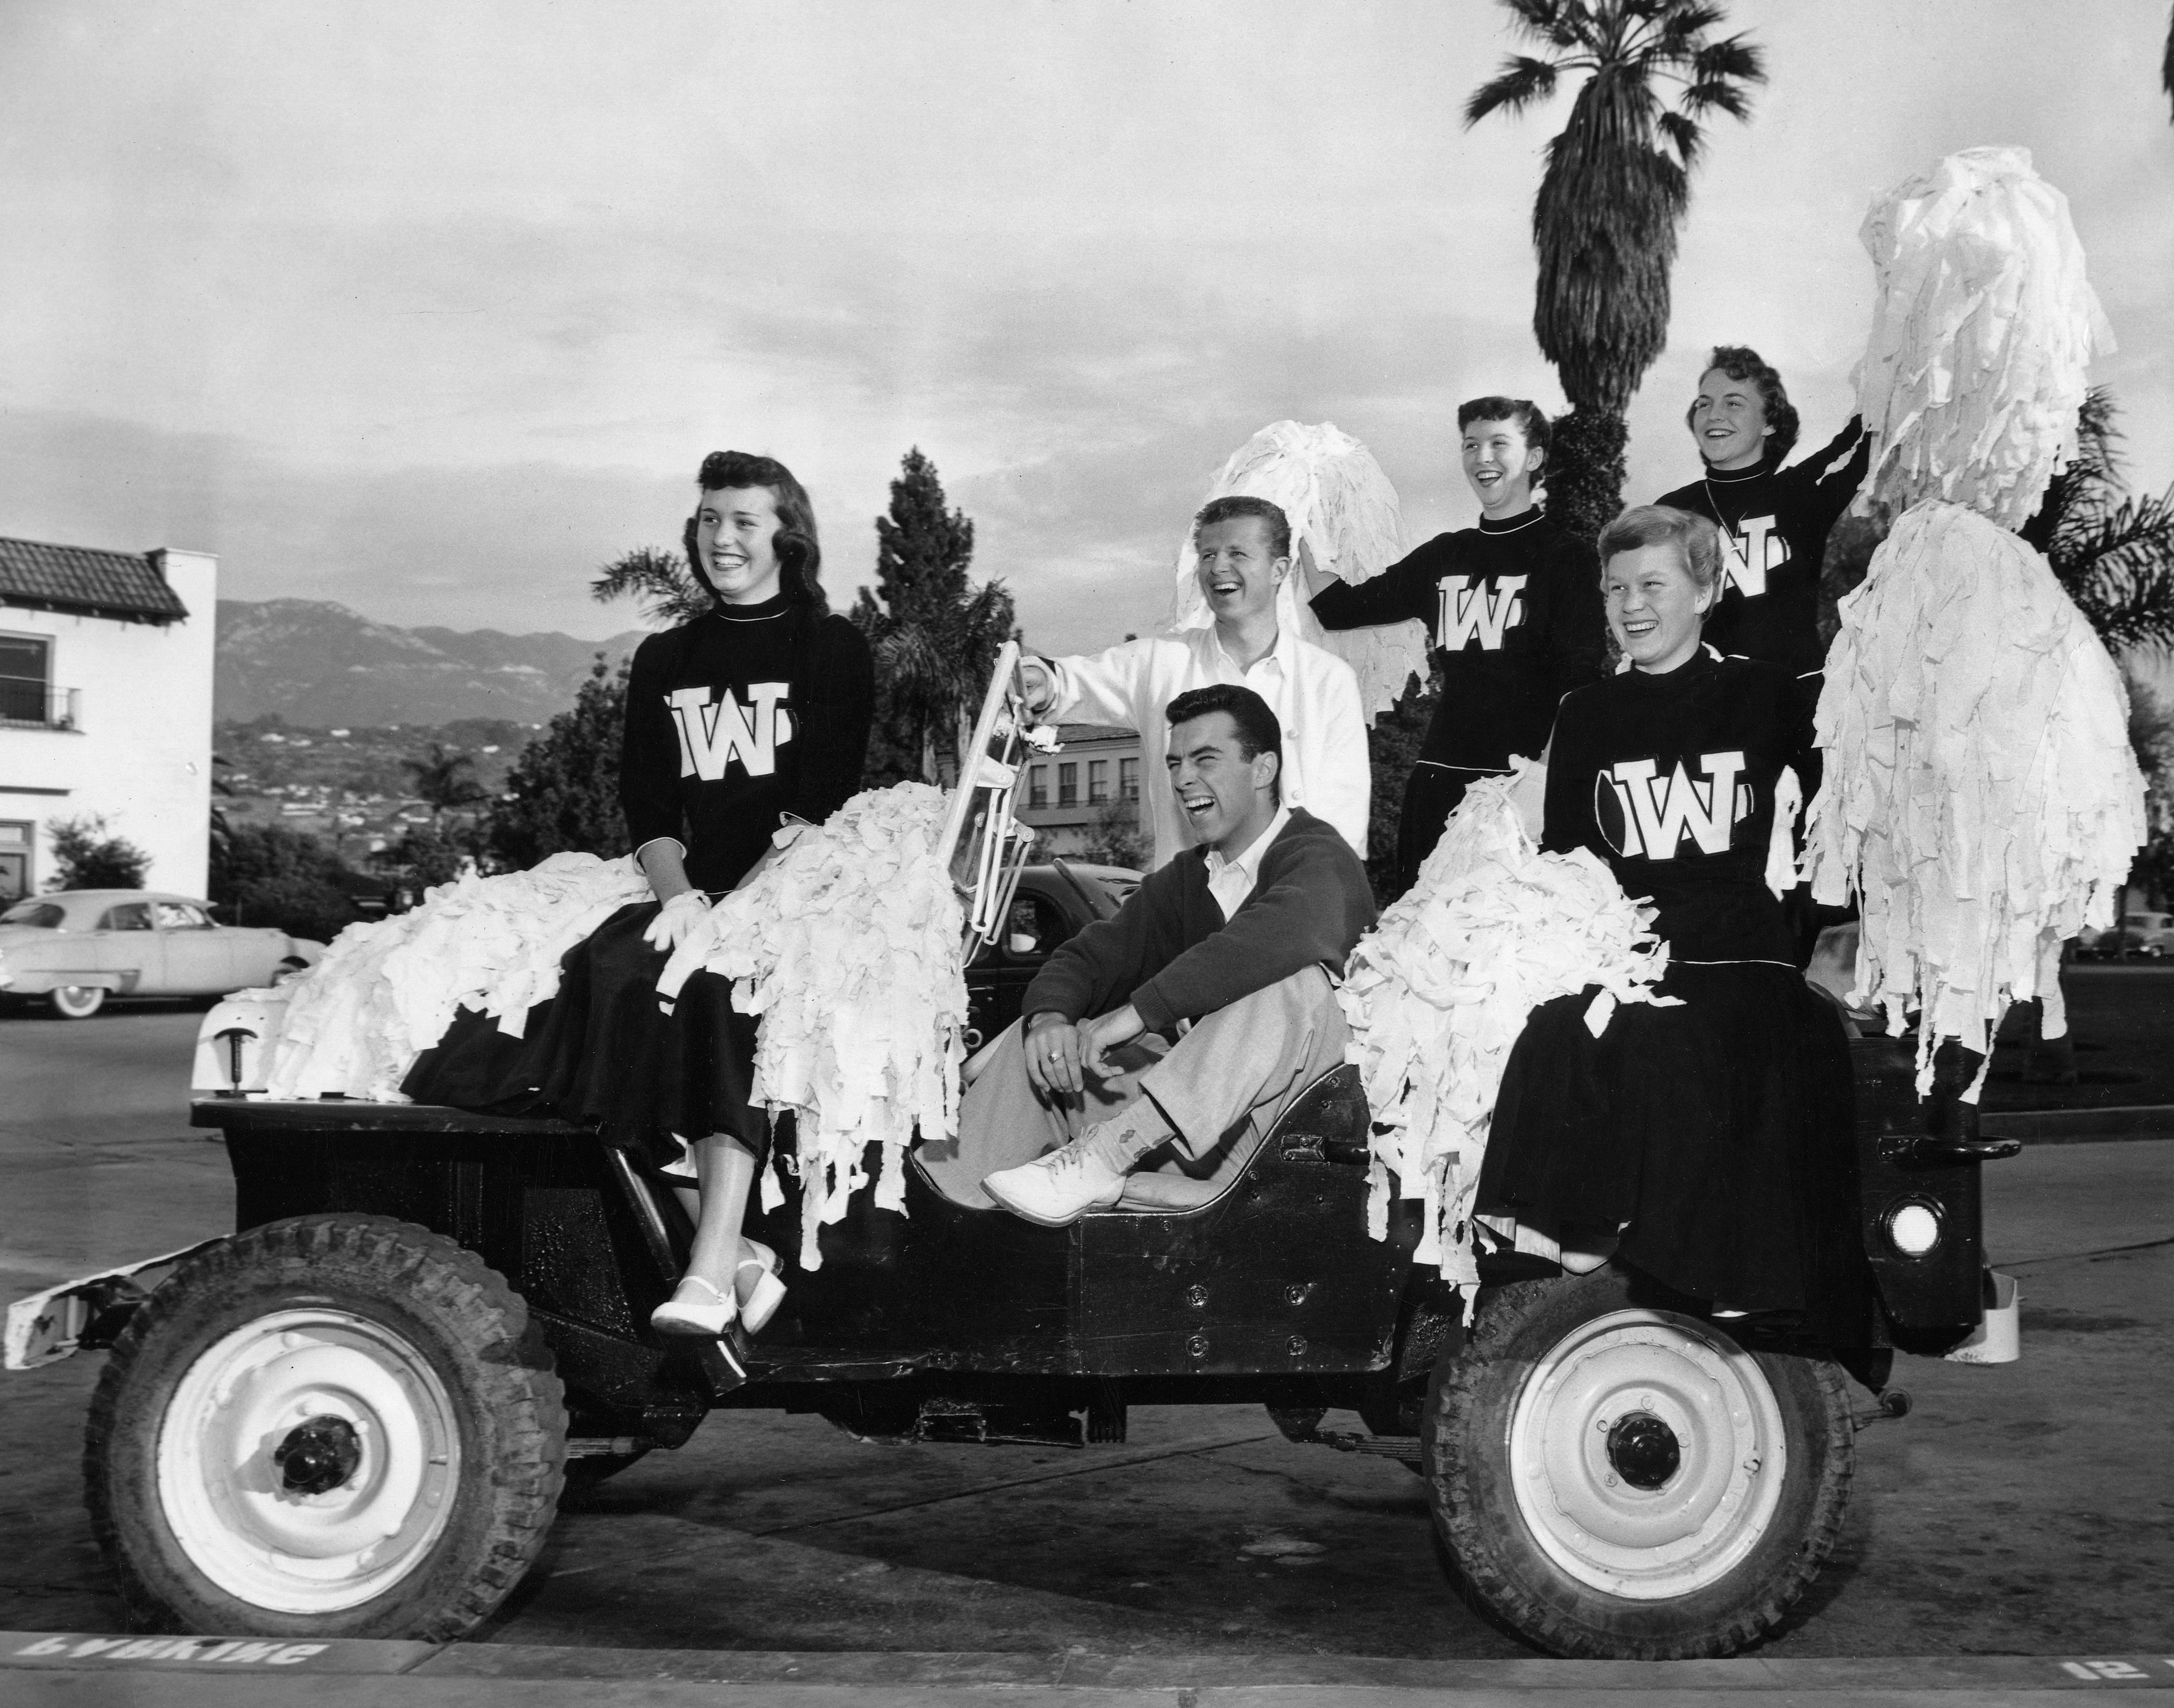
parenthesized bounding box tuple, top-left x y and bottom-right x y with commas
(2, 0, 2169, 655)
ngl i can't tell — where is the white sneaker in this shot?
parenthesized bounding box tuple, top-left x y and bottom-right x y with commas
(983, 1138, 1127, 1225)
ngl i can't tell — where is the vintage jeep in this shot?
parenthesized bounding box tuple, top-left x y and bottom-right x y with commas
(11, 979, 2015, 1662)
(5, 655, 2020, 1660)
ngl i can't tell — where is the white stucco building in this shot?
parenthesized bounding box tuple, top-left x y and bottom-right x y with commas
(0, 537, 217, 901)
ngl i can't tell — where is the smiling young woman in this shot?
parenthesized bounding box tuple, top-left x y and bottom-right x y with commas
(402, 449, 874, 1374)
(1308, 396, 1608, 892)
(1475, 505, 1863, 1326)
(1653, 346, 1870, 686)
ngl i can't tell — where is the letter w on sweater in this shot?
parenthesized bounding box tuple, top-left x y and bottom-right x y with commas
(1435, 574, 1526, 650)
(667, 683, 795, 779)
(1603, 751, 1748, 858)
(1720, 516, 1785, 597)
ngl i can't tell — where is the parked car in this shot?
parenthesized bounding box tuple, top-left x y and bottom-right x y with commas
(2079, 910, 2174, 959)
(0, 890, 324, 1019)
(964, 860, 1140, 1051)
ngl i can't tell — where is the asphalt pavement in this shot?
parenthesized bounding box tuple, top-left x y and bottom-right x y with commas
(3, 992, 2172, 1699)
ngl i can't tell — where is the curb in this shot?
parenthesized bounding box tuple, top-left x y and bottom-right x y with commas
(1979, 1105, 2174, 1144)
(8, 1635, 2174, 1696)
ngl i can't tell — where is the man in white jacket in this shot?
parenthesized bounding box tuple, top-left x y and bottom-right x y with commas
(1022, 496, 1371, 868)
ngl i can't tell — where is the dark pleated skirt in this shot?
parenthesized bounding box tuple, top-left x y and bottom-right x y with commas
(400, 900, 765, 1170)
(1477, 962, 1862, 1316)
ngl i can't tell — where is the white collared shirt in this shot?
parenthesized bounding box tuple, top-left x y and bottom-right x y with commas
(1204, 803, 1291, 922)
(1043, 624, 1370, 868)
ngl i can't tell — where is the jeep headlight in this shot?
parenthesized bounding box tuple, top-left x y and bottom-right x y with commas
(1885, 1199, 1944, 1259)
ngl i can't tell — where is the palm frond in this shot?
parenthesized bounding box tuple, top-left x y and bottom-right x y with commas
(1680, 76, 1755, 122)
(957, 580, 1018, 664)
(1501, 0, 1585, 50)
(1693, 34, 1766, 86)
(2164, 1, 2172, 122)
(1465, 55, 1564, 125)
(2073, 385, 2125, 488)
(591, 546, 711, 627)
(2054, 485, 2174, 655)
(1656, 109, 1703, 167)
(2059, 488, 2174, 580)
(1649, 3, 1726, 65)
(873, 623, 967, 708)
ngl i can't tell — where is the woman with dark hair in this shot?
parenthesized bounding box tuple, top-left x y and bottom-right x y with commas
(1476, 505, 1862, 1321)
(405, 450, 874, 1367)
(1653, 346, 1869, 684)
(1306, 395, 1606, 892)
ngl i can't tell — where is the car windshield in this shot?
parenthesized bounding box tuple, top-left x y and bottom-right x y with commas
(0, 901, 65, 928)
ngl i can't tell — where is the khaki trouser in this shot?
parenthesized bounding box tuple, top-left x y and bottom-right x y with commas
(917, 966, 1349, 1211)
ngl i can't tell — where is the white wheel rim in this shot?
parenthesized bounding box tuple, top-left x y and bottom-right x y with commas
(1507, 1307, 1786, 1601)
(156, 1308, 462, 1614)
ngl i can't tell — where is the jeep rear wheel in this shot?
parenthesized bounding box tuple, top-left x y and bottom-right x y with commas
(85, 1214, 566, 1640)
(1424, 1270, 1853, 1659)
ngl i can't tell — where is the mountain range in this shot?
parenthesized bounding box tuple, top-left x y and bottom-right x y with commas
(216, 599, 648, 728)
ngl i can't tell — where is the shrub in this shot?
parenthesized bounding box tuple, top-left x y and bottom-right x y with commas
(211, 821, 361, 942)
(47, 815, 150, 890)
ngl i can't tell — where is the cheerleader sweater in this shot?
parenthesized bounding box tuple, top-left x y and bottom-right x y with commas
(1653, 422, 1870, 679)
(1543, 649, 1814, 965)
(1309, 509, 1606, 772)
(619, 597, 875, 891)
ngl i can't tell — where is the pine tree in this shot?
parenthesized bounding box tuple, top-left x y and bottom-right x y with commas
(854, 448, 1017, 785)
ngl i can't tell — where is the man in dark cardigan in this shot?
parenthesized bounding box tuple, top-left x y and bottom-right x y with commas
(918, 684, 1377, 1225)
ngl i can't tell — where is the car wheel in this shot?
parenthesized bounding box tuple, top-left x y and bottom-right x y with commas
(50, 984, 107, 1019)
(85, 1214, 566, 1640)
(1423, 1269, 1853, 1659)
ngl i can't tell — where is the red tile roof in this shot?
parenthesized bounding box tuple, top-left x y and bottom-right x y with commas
(0, 536, 190, 623)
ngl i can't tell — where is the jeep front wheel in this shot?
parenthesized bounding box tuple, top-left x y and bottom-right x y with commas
(1424, 1269, 1853, 1659)
(84, 1214, 566, 1640)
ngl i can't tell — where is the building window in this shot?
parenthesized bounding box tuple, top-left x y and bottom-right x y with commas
(1119, 757, 1140, 801)
(1028, 765, 1048, 809)
(0, 821, 30, 903)
(1058, 762, 1078, 806)
(0, 635, 51, 725)
(1088, 760, 1109, 804)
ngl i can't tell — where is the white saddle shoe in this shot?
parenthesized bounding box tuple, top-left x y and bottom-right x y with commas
(983, 1139, 1126, 1226)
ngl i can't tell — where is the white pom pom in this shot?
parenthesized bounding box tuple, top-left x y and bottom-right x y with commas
(1853, 146, 2114, 529)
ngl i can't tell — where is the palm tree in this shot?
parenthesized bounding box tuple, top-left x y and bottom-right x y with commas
(1466, 0, 1765, 543)
(2021, 388, 2174, 656)
(2006, 387, 2174, 1061)
(860, 582, 1017, 785)
(403, 743, 487, 824)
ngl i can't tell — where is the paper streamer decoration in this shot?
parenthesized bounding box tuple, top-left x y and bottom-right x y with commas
(1339, 767, 1674, 1287)
(1854, 146, 2114, 530)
